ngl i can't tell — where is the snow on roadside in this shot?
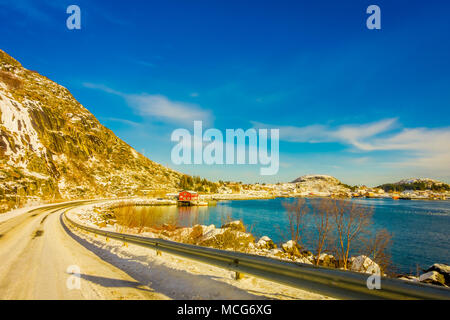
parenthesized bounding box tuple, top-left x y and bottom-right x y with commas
(0, 201, 46, 223)
(66, 211, 331, 300)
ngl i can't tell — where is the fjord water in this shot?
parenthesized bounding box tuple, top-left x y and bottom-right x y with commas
(128, 198, 450, 274)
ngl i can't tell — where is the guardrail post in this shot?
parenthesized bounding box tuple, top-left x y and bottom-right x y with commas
(232, 258, 243, 280)
(155, 243, 162, 256)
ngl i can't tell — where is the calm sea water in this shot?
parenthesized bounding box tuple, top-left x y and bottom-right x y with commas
(127, 198, 450, 274)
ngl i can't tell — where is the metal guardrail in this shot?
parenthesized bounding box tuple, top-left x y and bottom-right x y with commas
(63, 212, 450, 300)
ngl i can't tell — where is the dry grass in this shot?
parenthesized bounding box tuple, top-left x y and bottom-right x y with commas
(185, 225, 204, 244)
(203, 228, 255, 251)
(104, 204, 255, 254)
(113, 202, 179, 234)
(0, 70, 22, 90)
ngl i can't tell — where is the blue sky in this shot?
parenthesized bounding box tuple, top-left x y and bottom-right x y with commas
(1, 0, 449, 185)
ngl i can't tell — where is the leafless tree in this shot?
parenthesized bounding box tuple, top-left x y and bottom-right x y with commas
(310, 199, 335, 265)
(331, 200, 373, 269)
(281, 198, 310, 246)
(362, 228, 393, 274)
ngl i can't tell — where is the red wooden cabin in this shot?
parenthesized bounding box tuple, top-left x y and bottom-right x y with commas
(178, 190, 199, 201)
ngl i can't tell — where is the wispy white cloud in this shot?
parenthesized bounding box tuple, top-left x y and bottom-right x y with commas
(126, 94, 213, 126)
(252, 118, 398, 147)
(254, 118, 450, 175)
(83, 83, 122, 95)
(370, 127, 450, 174)
(83, 83, 213, 126)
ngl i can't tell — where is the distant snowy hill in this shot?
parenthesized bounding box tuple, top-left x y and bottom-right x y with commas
(378, 178, 450, 192)
(291, 174, 350, 194)
(0, 50, 182, 212)
(396, 178, 444, 185)
(291, 174, 341, 185)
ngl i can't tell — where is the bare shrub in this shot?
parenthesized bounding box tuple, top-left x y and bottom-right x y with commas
(277, 199, 393, 271)
(188, 225, 203, 244)
(362, 228, 393, 274)
(279, 198, 310, 246)
(207, 229, 254, 252)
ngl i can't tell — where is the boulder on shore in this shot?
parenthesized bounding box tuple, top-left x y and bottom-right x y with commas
(317, 253, 337, 268)
(294, 256, 313, 265)
(198, 227, 254, 250)
(419, 271, 446, 286)
(350, 255, 380, 274)
(221, 220, 246, 232)
(281, 240, 302, 257)
(301, 249, 313, 259)
(256, 236, 277, 249)
(424, 263, 450, 286)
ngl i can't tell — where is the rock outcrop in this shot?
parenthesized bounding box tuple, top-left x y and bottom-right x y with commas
(317, 253, 337, 268)
(256, 236, 277, 250)
(420, 263, 450, 286)
(171, 221, 254, 250)
(419, 271, 446, 286)
(281, 240, 301, 257)
(350, 255, 380, 274)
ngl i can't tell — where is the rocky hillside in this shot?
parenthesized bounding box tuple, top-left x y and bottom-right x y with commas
(291, 174, 341, 185)
(0, 49, 183, 212)
(378, 178, 450, 192)
(291, 174, 351, 194)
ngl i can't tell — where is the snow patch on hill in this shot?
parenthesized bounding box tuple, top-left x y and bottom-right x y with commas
(0, 92, 46, 159)
(396, 178, 445, 185)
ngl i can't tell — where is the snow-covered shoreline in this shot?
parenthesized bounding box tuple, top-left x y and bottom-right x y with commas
(68, 200, 383, 273)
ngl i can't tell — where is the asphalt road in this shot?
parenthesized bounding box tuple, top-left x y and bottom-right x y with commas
(0, 202, 168, 300)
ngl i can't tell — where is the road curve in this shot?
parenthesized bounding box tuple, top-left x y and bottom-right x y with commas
(0, 201, 329, 300)
(0, 202, 169, 300)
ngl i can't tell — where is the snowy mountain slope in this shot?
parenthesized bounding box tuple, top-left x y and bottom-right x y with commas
(0, 50, 182, 212)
